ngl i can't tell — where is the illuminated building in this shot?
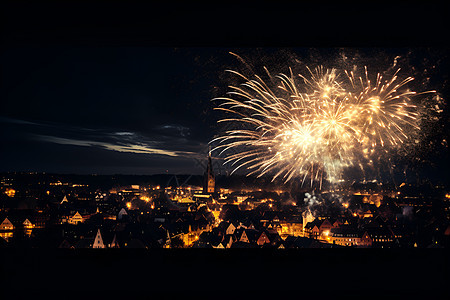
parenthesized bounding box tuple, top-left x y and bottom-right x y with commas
(302, 209, 315, 234)
(67, 211, 84, 225)
(256, 231, 271, 246)
(330, 227, 360, 246)
(363, 227, 394, 248)
(203, 151, 215, 194)
(304, 218, 339, 240)
(278, 221, 303, 237)
(0, 217, 14, 231)
(118, 208, 128, 220)
(92, 229, 105, 248)
(359, 231, 373, 247)
(4, 188, 15, 197)
(23, 218, 34, 229)
(0, 217, 14, 241)
(225, 222, 236, 235)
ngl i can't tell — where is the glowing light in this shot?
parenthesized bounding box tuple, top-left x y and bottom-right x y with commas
(5, 188, 15, 197)
(140, 196, 150, 202)
(126, 202, 131, 209)
(212, 64, 434, 186)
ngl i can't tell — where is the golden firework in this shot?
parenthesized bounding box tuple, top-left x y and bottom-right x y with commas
(211, 64, 434, 187)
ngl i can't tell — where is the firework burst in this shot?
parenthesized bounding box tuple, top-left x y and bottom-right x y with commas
(211, 60, 435, 187)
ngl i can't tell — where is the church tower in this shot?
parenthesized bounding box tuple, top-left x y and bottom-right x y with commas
(203, 150, 215, 194)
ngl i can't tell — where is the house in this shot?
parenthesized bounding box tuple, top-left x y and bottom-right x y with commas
(23, 218, 34, 229)
(67, 211, 83, 225)
(92, 229, 105, 248)
(265, 230, 282, 246)
(237, 229, 259, 244)
(0, 217, 15, 231)
(363, 227, 394, 248)
(330, 227, 361, 246)
(304, 219, 321, 238)
(118, 208, 128, 220)
(225, 222, 236, 235)
(318, 219, 334, 238)
(239, 229, 250, 243)
(359, 231, 373, 247)
(256, 231, 270, 246)
(278, 220, 303, 237)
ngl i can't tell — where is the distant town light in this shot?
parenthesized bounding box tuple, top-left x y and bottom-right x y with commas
(5, 188, 15, 197)
(140, 196, 150, 202)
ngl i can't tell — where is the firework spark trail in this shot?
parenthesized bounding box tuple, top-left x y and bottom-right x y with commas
(211, 63, 435, 187)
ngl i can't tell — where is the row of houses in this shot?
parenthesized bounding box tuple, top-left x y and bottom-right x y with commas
(303, 216, 398, 247)
(193, 220, 339, 248)
(0, 216, 34, 231)
(193, 221, 283, 248)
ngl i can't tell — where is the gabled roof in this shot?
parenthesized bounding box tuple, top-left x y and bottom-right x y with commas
(225, 222, 236, 234)
(214, 243, 225, 249)
(60, 195, 69, 204)
(92, 229, 105, 248)
(58, 239, 73, 248)
(0, 217, 14, 229)
(23, 218, 33, 226)
(265, 230, 281, 242)
(320, 219, 332, 227)
(110, 234, 120, 248)
(304, 218, 322, 230)
(257, 231, 270, 245)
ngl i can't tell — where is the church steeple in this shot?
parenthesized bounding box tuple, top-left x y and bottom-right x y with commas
(203, 148, 215, 194)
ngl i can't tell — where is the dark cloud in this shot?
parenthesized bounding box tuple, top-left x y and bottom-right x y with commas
(0, 47, 232, 174)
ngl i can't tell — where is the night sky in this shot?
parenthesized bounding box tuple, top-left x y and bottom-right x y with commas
(0, 47, 234, 174)
(1, 2, 449, 180)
